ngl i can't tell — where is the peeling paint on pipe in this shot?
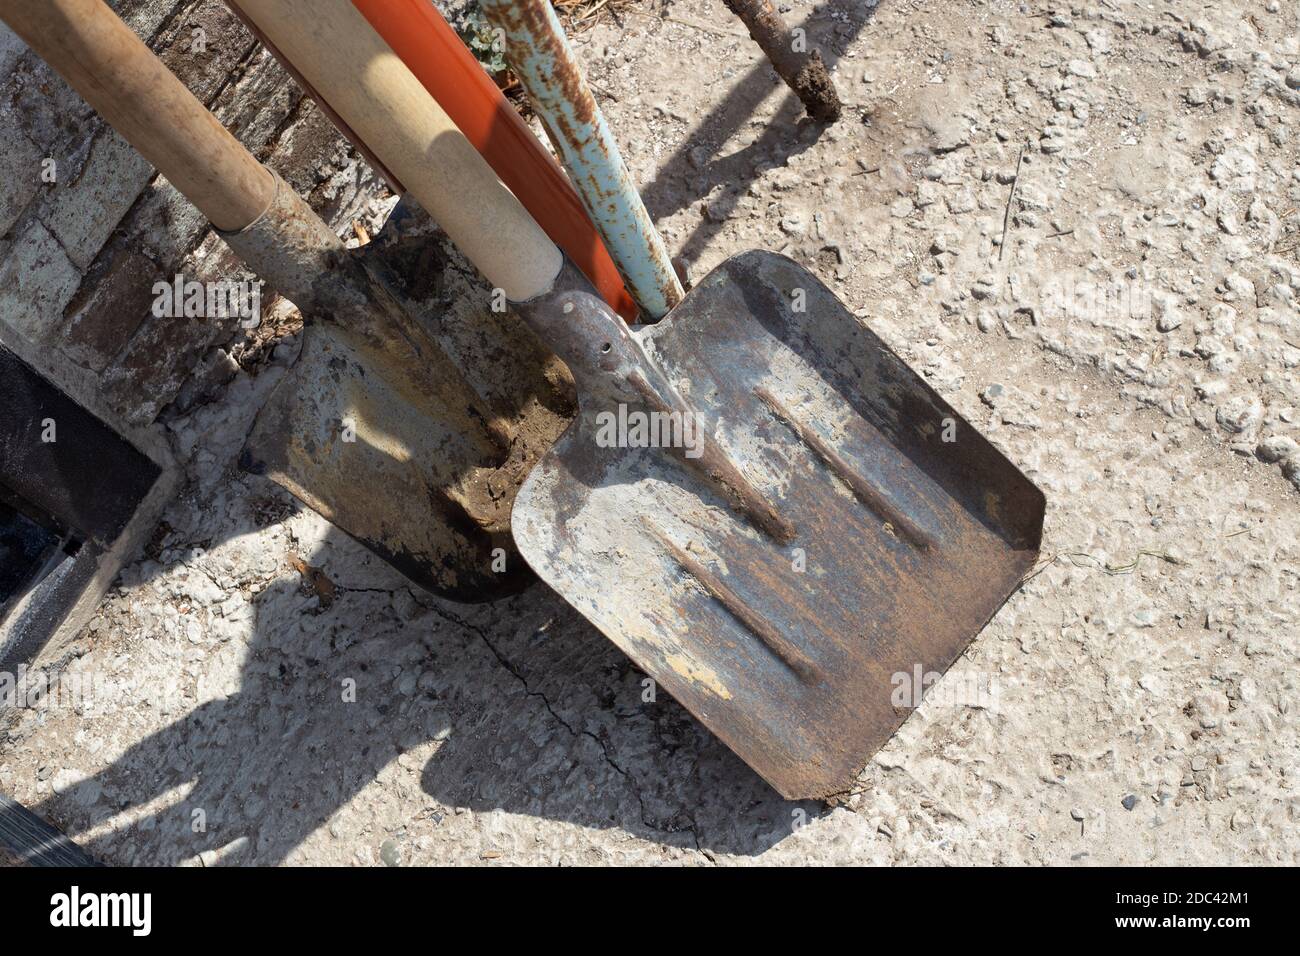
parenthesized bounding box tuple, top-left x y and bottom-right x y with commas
(478, 0, 684, 320)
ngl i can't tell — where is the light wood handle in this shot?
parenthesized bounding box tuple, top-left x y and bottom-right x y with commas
(232, 0, 562, 301)
(0, 0, 275, 231)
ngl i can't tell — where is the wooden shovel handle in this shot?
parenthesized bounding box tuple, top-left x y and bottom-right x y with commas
(351, 0, 637, 321)
(0, 0, 275, 231)
(222, 0, 405, 194)
(232, 0, 562, 302)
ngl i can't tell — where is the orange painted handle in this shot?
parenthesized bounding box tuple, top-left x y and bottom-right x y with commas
(352, 0, 638, 322)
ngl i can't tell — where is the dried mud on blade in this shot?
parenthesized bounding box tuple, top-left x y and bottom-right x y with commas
(239, 222, 572, 604)
(513, 252, 1045, 799)
(241, 319, 534, 603)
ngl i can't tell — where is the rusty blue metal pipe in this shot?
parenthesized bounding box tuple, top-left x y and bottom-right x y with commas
(478, 0, 684, 320)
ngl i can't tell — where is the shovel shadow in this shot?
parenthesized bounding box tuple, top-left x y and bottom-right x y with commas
(413, 587, 827, 857)
(25, 553, 416, 866)
(25, 505, 819, 863)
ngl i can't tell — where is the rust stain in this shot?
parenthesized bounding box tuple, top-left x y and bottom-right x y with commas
(645, 518, 819, 682)
(288, 553, 336, 609)
(630, 372, 795, 542)
(755, 385, 934, 550)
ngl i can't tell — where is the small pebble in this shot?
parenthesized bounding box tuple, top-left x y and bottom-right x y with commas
(1281, 456, 1300, 491)
(1257, 435, 1298, 463)
(1156, 310, 1183, 333)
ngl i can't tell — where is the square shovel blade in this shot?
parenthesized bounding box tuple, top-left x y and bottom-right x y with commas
(513, 251, 1045, 799)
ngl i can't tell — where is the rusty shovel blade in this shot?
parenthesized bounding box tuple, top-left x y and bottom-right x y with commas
(511, 251, 1045, 799)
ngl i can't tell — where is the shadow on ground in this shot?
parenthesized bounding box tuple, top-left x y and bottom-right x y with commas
(638, 0, 880, 273)
(31, 513, 823, 863)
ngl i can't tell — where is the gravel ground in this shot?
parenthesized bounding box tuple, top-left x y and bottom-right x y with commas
(3, 0, 1299, 865)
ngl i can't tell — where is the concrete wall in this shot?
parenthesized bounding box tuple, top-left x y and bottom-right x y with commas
(0, 0, 387, 432)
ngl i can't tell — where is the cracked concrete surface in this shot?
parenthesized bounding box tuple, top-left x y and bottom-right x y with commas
(425, 602, 707, 852)
(4, 0, 1300, 864)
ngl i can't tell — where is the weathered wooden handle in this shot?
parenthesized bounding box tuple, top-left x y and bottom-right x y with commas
(232, 0, 562, 301)
(0, 0, 276, 231)
(352, 0, 637, 320)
